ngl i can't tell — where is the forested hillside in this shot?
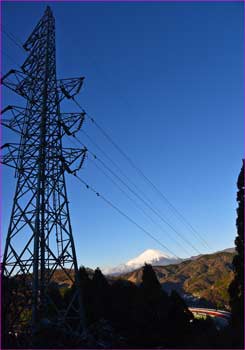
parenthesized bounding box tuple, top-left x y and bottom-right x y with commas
(119, 251, 235, 309)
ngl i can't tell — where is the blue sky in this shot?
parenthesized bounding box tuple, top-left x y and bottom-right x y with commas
(2, 1, 244, 269)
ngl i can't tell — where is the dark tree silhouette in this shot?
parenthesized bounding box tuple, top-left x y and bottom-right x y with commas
(166, 290, 193, 346)
(92, 267, 109, 291)
(3, 262, 232, 348)
(78, 266, 91, 288)
(139, 264, 170, 347)
(229, 160, 244, 347)
(64, 266, 93, 326)
(77, 266, 94, 324)
(91, 267, 110, 320)
(141, 263, 161, 292)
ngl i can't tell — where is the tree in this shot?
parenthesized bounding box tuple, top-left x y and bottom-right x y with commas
(229, 160, 244, 347)
(92, 267, 109, 291)
(140, 264, 169, 347)
(78, 266, 94, 324)
(141, 263, 162, 296)
(64, 266, 93, 326)
(91, 268, 109, 320)
(166, 291, 193, 346)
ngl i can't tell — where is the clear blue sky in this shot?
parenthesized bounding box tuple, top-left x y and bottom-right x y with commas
(2, 1, 244, 269)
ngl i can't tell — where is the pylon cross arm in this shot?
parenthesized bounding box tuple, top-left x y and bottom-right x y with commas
(1, 70, 85, 105)
(0, 143, 87, 175)
(1, 69, 37, 101)
(1, 107, 86, 138)
(0, 143, 22, 170)
(59, 112, 85, 136)
(1, 105, 27, 134)
(61, 147, 87, 174)
(58, 77, 85, 101)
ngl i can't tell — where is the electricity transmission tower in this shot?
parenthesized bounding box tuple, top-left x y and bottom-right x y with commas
(1, 6, 87, 346)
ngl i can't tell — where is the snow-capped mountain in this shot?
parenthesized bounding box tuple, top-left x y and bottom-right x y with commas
(126, 249, 175, 268)
(102, 249, 182, 275)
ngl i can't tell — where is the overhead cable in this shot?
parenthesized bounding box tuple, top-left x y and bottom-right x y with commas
(87, 156, 192, 256)
(72, 96, 211, 251)
(2, 28, 25, 52)
(74, 173, 180, 260)
(68, 133, 200, 255)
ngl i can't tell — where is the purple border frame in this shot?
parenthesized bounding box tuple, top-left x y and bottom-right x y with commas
(0, 0, 244, 2)
(0, 1, 244, 350)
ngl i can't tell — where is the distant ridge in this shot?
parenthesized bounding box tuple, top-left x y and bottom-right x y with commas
(219, 247, 236, 254)
(188, 247, 235, 261)
(117, 250, 235, 309)
(102, 247, 235, 276)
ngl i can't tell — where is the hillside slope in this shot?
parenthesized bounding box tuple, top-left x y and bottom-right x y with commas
(119, 251, 235, 309)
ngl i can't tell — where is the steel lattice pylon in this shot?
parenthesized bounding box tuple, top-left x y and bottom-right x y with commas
(1, 6, 87, 346)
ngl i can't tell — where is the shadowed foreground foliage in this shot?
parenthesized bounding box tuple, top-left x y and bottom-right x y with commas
(61, 264, 241, 349)
(3, 263, 243, 348)
(228, 160, 244, 348)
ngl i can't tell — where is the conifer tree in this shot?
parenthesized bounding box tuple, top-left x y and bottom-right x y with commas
(229, 160, 244, 346)
(78, 266, 93, 323)
(93, 268, 109, 291)
(92, 268, 109, 320)
(141, 264, 161, 295)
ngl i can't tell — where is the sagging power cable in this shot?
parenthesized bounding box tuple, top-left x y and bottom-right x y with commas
(2, 51, 22, 69)
(67, 133, 200, 255)
(2, 28, 25, 52)
(2, 25, 210, 253)
(87, 156, 192, 256)
(74, 173, 180, 260)
(71, 96, 211, 251)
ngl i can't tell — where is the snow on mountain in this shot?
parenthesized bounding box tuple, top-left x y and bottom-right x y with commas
(102, 249, 182, 276)
(126, 249, 172, 267)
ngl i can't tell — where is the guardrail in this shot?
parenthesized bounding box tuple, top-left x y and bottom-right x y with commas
(189, 307, 231, 320)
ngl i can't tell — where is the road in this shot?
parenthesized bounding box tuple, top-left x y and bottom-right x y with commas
(189, 307, 231, 320)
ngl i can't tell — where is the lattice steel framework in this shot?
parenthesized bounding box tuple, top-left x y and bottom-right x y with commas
(1, 6, 86, 345)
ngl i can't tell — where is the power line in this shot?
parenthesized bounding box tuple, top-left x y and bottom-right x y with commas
(3, 26, 23, 46)
(72, 96, 212, 251)
(3, 22, 210, 253)
(69, 133, 200, 255)
(71, 132, 201, 255)
(2, 23, 212, 252)
(2, 50, 22, 69)
(87, 155, 192, 256)
(2, 28, 25, 52)
(74, 173, 180, 260)
(2, 85, 202, 258)
(2, 23, 211, 252)
(80, 128, 159, 210)
(95, 154, 201, 255)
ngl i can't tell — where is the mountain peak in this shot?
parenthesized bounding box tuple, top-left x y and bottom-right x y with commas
(102, 249, 179, 275)
(126, 249, 171, 267)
